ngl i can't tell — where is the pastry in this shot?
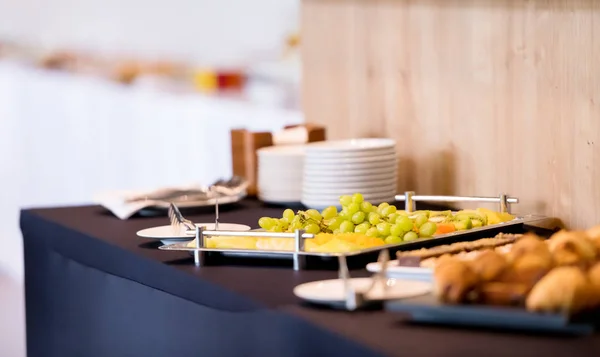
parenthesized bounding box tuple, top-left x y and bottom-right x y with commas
(476, 282, 528, 306)
(506, 234, 551, 263)
(547, 230, 596, 267)
(433, 257, 478, 304)
(526, 267, 592, 315)
(468, 250, 507, 282)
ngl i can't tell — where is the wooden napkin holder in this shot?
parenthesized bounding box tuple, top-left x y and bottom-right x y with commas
(231, 124, 326, 196)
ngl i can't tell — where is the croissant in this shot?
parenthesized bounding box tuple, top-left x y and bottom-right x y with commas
(433, 257, 478, 304)
(547, 230, 597, 267)
(506, 234, 552, 263)
(586, 225, 600, 240)
(526, 267, 592, 315)
(468, 250, 507, 282)
(586, 262, 600, 309)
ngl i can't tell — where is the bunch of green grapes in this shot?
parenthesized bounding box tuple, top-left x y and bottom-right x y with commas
(258, 207, 326, 235)
(258, 193, 439, 243)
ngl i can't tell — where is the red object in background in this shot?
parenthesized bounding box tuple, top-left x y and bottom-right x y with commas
(217, 71, 246, 90)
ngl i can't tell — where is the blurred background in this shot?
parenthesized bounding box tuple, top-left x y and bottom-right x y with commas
(0, 1, 301, 356)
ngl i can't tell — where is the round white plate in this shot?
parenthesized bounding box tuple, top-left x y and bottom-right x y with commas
(304, 139, 396, 153)
(302, 188, 396, 198)
(304, 161, 396, 172)
(303, 178, 397, 191)
(307, 148, 396, 159)
(305, 153, 397, 165)
(365, 261, 434, 282)
(257, 144, 306, 157)
(293, 277, 431, 305)
(304, 165, 396, 177)
(303, 171, 396, 184)
(301, 197, 394, 210)
(137, 223, 252, 240)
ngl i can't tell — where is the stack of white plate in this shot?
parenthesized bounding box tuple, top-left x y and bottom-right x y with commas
(301, 139, 397, 209)
(257, 145, 305, 204)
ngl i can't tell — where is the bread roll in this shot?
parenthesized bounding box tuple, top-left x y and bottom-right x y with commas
(433, 258, 478, 304)
(526, 267, 592, 315)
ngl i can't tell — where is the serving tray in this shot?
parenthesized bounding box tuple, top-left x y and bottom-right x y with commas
(385, 293, 598, 335)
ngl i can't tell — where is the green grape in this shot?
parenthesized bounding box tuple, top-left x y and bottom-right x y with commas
(306, 209, 323, 222)
(351, 211, 366, 224)
(305, 223, 321, 234)
(283, 209, 295, 221)
(365, 227, 379, 237)
(347, 203, 360, 215)
(376, 222, 391, 236)
(339, 221, 355, 233)
(381, 205, 397, 216)
(387, 213, 399, 224)
(414, 214, 428, 228)
(395, 216, 414, 231)
(354, 222, 371, 234)
(328, 217, 344, 230)
(390, 223, 405, 237)
(368, 212, 381, 225)
(290, 216, 303, 230)
(360, 201, 373, 212)
(403, 231, 419, 241)
(385, 235, 403, 245)
(321, 206, 338, 220)
(377, 202, 390, 214)
(419, 222, 437, 237)
(339, 195, 353, 206)
(352, 193, 364, 204)
(259, 217, 277, 230)
(338, 208, 350, 220)
(397, 210, 409, 216)
(278, 218, 290, 231)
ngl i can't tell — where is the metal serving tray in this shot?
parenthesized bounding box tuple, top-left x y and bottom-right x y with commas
(158, 192, 553, 270)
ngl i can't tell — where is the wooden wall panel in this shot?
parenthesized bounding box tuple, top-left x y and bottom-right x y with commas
(301, 0, 600, 228)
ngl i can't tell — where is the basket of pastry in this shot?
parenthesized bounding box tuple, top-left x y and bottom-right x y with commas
(385, 226, 600, 334)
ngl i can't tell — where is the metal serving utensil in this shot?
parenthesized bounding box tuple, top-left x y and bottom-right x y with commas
(338, 249, 390, 311)
(127, 176, 249, 203)
(168, 203, 196, 233)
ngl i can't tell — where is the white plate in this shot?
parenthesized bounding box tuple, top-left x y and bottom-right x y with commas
(258, 193, 303, 202)
(301, 197, 393, 210)
(304, 161, 396, 172)
(302, 188, 396, 198)
(293, 277, 431, 305)
(137, 223, 252, 242)
(304, 164, 397, 177)
(303, 171, 396, 184)
(257, 145, 306, 157)
(366, 261, 434, 281)
(307, 148, 396, 159)
(303, 178, 397, 191)
(305, 153, 397, 165)
(304, 139, 396, 153)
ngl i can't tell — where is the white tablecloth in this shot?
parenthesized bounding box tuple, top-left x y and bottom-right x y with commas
(0, 61, 303, 276)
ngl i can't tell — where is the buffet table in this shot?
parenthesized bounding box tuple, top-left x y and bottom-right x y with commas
(21, 200, 600, 357)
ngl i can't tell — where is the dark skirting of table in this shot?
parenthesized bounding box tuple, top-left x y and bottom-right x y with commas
(20, 199, 600, 357)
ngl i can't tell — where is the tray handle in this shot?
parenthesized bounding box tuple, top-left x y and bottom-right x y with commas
(192, 228, 314, 270)
(395, 191, 519, 214)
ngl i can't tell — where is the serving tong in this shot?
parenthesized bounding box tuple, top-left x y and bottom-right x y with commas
(338, 249, 391, 311)
(127, 176, 248, 203)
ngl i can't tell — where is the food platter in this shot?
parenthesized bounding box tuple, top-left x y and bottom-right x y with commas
(158, 213, 550, 270)
(379, 226, 600, 335)
(385, 294, 597, 335)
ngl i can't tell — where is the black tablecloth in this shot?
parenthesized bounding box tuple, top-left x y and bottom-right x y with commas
(21, 199, 600, 357)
